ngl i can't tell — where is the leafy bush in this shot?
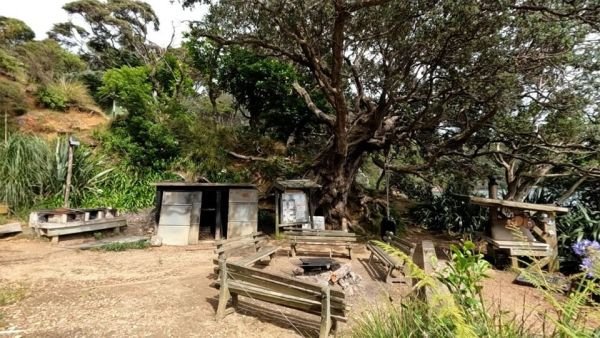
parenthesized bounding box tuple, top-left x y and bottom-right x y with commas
(0, 48, 26, 81)
(410, 191, 488, 233)
(353, 241, 600, 337)
(0, 78, 27, 114)
(14, 39, 85, 83)
(36, 78, 95, 111)
(36, 84, 67, 110)
(557, 205, 600, 272)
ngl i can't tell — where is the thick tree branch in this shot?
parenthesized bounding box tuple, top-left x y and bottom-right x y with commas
(292, 82, 335, 127)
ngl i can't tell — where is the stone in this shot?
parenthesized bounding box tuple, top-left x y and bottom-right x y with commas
(150, 235, 162, 247)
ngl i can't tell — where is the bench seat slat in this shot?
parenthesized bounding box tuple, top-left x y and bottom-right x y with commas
(236, 246, 280, 266)
(288, 236, 357, 242)
(228, 280, 348, 321)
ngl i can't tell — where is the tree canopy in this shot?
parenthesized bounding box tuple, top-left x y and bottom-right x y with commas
(183, 0, 600, 225)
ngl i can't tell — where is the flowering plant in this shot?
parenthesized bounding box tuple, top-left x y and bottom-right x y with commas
(572, 239, 600, 278)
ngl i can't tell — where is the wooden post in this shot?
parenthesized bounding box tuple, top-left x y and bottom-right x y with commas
(319, 285, 331, 338)
(216, 260, 231, 319)
(4, 109, 7, 144)
(63, 139, 74, 208)
(275, 192, 280, 236)
(215, 191, 222, 240)
(308, 189, 314, 229)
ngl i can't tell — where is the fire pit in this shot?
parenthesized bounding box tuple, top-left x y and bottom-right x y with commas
(293, 258, 363, 295)
(298, 258, 339, 273)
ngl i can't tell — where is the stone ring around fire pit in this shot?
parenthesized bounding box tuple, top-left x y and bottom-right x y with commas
(291, 257, 363, 295)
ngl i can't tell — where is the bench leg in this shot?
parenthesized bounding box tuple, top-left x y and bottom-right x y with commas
(320, 286, 332, 338)
(347, 246, 352, 260)
(231, 293, 239, 307)
(368, 251, 374, 264)
(216, 261, 233, 320)
(51, 236, 59, 245)
(290, 243, 297, 257)
(385, 266, 394, 284)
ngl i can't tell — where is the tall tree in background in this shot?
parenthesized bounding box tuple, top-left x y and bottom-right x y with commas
(0, 16, 35, 46)
(49, 0, 160, 69)
(183, 0, 599, 226)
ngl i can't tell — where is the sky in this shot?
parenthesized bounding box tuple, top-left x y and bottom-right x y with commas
(1, 0, 207, 47)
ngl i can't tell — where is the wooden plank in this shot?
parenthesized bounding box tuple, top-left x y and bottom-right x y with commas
(215, 231, 262, 245)
(0, 222, 21, 235)
(366, 243, 399, 267)
(236, 246, 280, 266)
(283, 230, 357, 237)
(43, 219, 127, 236)
(0, 204, 8, 215)
(467, 196, 569, 213)
(510, 248, 552, 256)
(287, 236, 357, 242)
(485, 237, 549, 249)
(227, 281, 347, 321)
(227, 272, 346, 310)
(319, 286, 332, 338)
(227, 262, 345, 298)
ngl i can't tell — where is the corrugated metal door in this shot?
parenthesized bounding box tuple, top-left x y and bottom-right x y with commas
(227, 189, 258, 238)
(157, 191, 201, 245)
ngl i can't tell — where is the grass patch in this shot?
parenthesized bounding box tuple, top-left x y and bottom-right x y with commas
(0, 284, 26, 306)
(94, 240, 150, 252)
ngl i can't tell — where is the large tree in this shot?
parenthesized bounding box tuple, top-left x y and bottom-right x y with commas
(183, 0, 599, 226)
(49, 0, 160, 69)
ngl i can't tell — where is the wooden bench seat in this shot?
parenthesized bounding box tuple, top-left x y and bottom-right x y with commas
(366, 234, 416, 283)
(283, 230, 357, 259)
(217, 261, 348, 338)
(214, 232, 280, 272)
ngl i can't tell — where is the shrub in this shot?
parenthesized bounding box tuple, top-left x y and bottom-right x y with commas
(37, 78, 95, 111)
(14, 39, 85, 83)
(37, 84, 67, 110)
(0, 78, 27, 114)
(0, 48, 26, 81)
(557, 205, 600, 272)
(410, 191, 488, 233)
(353, 241, 600, 337)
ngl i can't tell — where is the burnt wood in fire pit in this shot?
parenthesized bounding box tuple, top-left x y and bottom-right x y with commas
(299, 258, 339, 273)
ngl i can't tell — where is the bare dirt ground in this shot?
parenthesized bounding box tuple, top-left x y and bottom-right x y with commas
(1, 230, 589, 337)
(0, 236, 410, 337)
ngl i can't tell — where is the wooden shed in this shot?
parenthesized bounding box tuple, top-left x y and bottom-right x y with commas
(272, 179, 321, 235)
(154, 183, 258, 245)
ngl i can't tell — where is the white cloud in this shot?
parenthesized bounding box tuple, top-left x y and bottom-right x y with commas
(1, 0, 207, 47)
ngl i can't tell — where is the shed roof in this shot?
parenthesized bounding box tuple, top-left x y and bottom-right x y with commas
(273, 179, 321, 191)
(153, 182, 256, 189)
(466, 196, 569, 213)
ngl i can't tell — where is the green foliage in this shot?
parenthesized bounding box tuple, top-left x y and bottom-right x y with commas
(36, 78, 95, 111)
(94, 240, 150, 252)
(80, 166, 176, 212)
(50, 0, 159, 69)
(0, 16, 34, 46)
(0, 134, 54, 208)
(98, 66, 153, 110)
(0, 78, 27, 115)
(356, 241, 600, 337)
(97, 66, 181, 170)
(557, 205, 600, 272)
(411, 191, 488, 233)
(14, 39, 86, 84)
(438, 241, 490, 314)
(0, 48, 26, 81)
(0, 133, 113, 212)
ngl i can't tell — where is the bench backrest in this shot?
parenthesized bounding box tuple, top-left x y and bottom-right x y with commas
(215, 232, 266, 260)
(283, 230, 357, 240)
(224, 262, 347, 317)
(387, 235, 417, 257)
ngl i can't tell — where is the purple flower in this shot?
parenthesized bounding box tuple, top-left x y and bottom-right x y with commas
(572, 240, 592, 256)
(580, 257, 593, 271)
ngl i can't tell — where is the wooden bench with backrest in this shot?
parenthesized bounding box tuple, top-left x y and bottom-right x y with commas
(366, 233, 417, 283)
(213, 232, 280, 273)
(283, 229, 357, 259)
(216, 260, 349, 338)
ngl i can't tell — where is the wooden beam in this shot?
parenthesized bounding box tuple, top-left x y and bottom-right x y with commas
(467, 196, 569, 213)
(215, 191, 222, 240)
